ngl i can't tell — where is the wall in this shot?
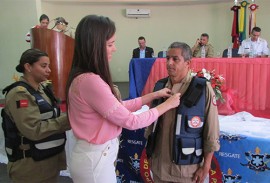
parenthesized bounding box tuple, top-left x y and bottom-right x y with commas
(0, 0, 269, 91)
(37, 0, 270, 81)
(0, 0, 39, 92)
(41, 2, 233, 82)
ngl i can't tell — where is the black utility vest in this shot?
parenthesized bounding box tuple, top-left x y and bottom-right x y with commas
(1, 81, 66, 162)
(146, 77, 206, 165)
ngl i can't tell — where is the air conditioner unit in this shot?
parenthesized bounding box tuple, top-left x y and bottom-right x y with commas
(126, 9, 151, 18)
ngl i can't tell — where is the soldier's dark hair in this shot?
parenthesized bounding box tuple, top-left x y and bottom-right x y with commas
(16, 49, 48, 73)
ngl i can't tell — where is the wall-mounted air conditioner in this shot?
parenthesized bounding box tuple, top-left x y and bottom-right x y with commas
(126, 9, 151, 18)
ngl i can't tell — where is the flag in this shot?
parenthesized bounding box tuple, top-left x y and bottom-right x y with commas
(239, 1, 249, 43)
(231, 5, 240, 49)
(249, 3, 259, 34)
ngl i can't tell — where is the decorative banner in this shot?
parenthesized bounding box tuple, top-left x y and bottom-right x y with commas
(209, 156, 223, 183)
(231, 5, 241, 48)
(249, 3, 259, 35)
(239, 1, 249, 43)
(140, 148, 154, 183)
(116, 127, 147, 183)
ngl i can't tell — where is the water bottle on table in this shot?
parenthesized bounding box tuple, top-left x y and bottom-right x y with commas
(201, 46, 206, 58)
(227, 45, 232, 58)
(162, 47, 167, 58)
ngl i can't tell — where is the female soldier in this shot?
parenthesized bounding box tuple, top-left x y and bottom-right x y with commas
(2, 49, 70, 183)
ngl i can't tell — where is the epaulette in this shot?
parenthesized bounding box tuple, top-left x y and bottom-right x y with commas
(2, 81, 35, 96)
(15, 85, 27, 93)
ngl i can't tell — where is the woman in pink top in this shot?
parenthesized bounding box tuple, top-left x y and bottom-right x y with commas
(66, 15, 180, 183)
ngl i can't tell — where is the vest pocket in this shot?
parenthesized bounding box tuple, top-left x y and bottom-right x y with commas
(173, 136, 203, 165)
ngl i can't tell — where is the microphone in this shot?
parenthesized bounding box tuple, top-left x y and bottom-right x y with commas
(51, 24, 56, 30)
(50, 19, 56, 29)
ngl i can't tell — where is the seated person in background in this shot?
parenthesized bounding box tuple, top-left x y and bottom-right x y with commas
(25, 14, 49, 43)
(132, 36, 154, 58)
(192, 33, 214, 58)
(238, 26, 269, 57)
(52, 17, 74, 38)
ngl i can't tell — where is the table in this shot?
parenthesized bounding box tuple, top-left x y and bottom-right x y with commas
(125, 57, 270, 183)
(214, 112, 270, 183)
(130, 57, 270, 117)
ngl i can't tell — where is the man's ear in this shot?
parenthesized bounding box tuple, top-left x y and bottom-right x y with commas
(186, 60, 191, 67)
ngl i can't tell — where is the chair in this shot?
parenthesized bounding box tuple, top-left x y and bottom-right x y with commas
(157, 51, 167, 58)
(222, 48, 240, 58)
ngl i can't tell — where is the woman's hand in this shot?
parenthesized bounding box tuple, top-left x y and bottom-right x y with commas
(155, 93, 180, 115)
(164, 93, 181, 109)
(155, 88, 172, 99)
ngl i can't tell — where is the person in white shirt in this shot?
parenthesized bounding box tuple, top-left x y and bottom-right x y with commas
(238, 26, 269, 57)
(25, 14, 50, 43)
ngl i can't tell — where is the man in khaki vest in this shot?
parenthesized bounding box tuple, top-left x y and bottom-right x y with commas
(145, 42, 220, 183)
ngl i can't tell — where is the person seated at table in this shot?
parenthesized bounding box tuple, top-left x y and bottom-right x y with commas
(132, 36, 154, 58)
(25, 14, 50, 43)
(52, 17, 74, 38)
(191, 33, 214, 58)
(238, 26, 269, 58)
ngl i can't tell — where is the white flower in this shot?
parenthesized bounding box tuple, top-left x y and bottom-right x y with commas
(204, 72, 211, 80)
(202, 68, 207, 73)
(190, 72, 197, 77)
(218, 75, 225, 80)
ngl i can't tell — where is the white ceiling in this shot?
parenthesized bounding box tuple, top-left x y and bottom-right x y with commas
(42, 0, 232, 6)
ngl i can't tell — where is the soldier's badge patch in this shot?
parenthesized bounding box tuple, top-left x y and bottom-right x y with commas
(212, 95, 217, 106)
(16, 100, 28, 108)
(189, 116, 203, 128)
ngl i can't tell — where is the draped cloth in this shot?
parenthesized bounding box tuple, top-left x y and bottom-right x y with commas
(128, 58, 156, 99)
(239, 1, 249, 43)
(139, 58, 270, 118)
(231, 5, 240, 49)
(249, 3, 259, 35)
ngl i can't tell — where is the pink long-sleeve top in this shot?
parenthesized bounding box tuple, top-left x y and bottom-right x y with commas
(68, 73, 159, 144)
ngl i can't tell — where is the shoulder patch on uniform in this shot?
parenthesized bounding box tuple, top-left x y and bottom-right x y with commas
(16, 99, 29, 108)
(16, 86, 27, 92)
